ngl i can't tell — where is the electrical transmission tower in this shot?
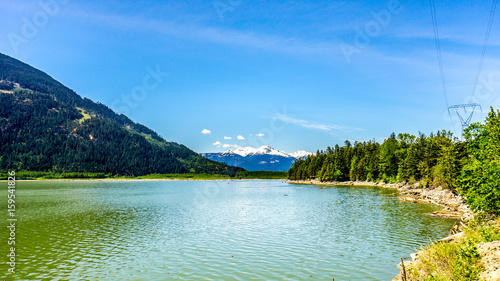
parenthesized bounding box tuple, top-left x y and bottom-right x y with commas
(448, 103, 482, 137)
(429, 0, 496, 138)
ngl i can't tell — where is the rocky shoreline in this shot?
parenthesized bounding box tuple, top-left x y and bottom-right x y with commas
(286, 179, 473, 221)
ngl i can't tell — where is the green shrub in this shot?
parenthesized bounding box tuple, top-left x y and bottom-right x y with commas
(458, 108, 500, 216)
(408, 217, 500, 281)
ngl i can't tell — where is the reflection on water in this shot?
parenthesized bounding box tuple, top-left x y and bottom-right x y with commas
(0, 180, 455, 280)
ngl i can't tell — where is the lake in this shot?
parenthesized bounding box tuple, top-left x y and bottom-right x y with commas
(0, 180, 455, 280)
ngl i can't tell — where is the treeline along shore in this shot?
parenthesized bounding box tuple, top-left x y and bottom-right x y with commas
(0, 171, 288, 181)
(288, 108, 500, 216)
(288, 108, 500, 280)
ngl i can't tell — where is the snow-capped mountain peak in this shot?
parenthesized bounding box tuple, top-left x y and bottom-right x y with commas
(203, 145, 313, 171)
(226, 146, 257, 157)
(255, 145, 290, 157)
(225, 145, 310, 158)
(227, 145, 289, 157)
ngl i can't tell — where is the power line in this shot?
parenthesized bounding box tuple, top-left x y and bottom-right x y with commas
(429, 0, 449, 108)
(471, 0, 498, 97)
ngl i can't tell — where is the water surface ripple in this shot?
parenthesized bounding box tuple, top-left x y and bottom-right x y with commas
(0, 180, 455, 280)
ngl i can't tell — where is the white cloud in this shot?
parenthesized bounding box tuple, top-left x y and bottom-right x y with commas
(212, 141, 222, 147)
(275, 114, 361, 132)
(220, 144, 240, 149)
(256, 133, 265, 137)
(237, 135, 245, 140)
(65, 9, 341, 60)
(201, 129, 211, 135)
(224, 136, 232, 140)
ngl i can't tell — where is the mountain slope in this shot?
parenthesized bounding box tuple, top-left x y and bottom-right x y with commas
(0, 53, 243, 176)
(203, 145, 312, 171)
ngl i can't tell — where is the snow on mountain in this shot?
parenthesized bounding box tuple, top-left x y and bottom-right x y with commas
(202, 146, 313, 171)
(225, 146, 259, 157)
(225, 145, 310, 158)
(228, 145, 291, 157)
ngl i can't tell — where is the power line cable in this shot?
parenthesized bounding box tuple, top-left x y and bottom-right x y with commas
(429, 0, 449, 108)
(471, 0, 498, 97)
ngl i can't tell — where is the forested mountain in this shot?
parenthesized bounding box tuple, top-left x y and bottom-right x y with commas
(0, 53, 243, 176)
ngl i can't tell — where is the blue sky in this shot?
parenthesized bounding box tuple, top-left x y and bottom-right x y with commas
(1, 0, 500, 153)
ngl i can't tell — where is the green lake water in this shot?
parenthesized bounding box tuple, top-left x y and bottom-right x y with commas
(0, 180, 455, 280)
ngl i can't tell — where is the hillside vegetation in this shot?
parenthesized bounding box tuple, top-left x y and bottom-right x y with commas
(0, 53, 243, 176)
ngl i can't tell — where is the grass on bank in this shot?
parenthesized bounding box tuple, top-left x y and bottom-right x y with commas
(407, 215, 500, 281)
(234, 171, 288, 179)
(135, 173, 232, 180)
(0, 170, 287, 180)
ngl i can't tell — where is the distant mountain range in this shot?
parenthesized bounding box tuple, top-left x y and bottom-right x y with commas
(202, 145, 312, 171)
(0, 53, 242, 176)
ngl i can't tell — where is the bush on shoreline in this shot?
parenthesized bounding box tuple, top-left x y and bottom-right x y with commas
(407, 216, 500, 280)
(457, 109, 500, 216)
